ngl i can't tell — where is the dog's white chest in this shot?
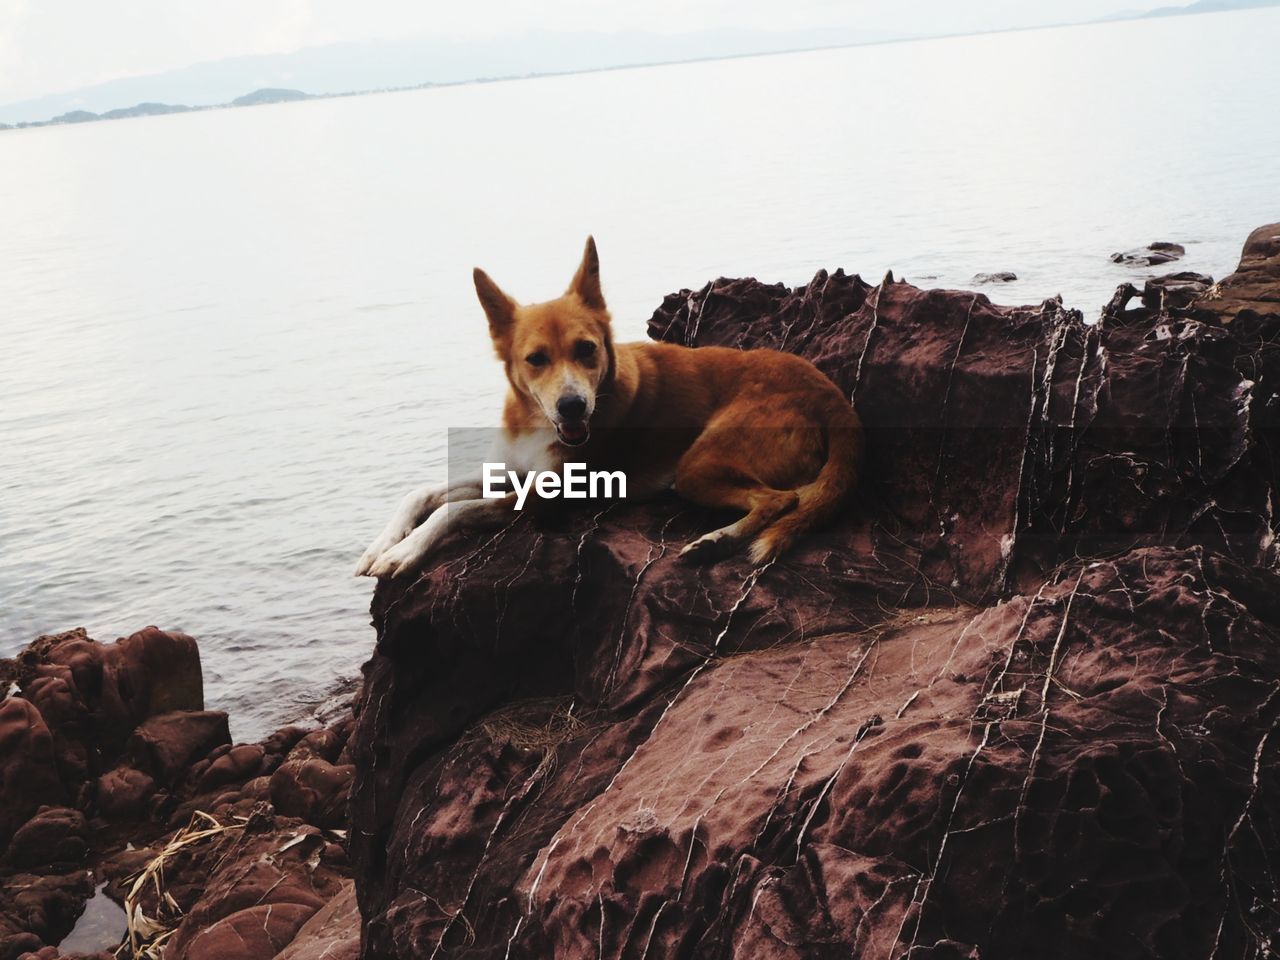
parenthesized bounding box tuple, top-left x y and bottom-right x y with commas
(495, 430, 564, 476)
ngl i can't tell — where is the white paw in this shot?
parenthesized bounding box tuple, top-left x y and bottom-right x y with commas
(364, 541, 422, 579)
(354, 547, 379, 577)
(354, 524, 415, 577)
(364, 522, 444, 579)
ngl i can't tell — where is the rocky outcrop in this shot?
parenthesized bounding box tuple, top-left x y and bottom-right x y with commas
(1198, 222, 1280, 317)
(0, 630, 357, 960)
(1110, 240, 1186, 266)
(4, 224, 1278, 959)
(350, 225, 1280, 958)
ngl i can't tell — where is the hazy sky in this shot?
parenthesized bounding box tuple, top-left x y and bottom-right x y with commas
(0, 0, 1167, 105)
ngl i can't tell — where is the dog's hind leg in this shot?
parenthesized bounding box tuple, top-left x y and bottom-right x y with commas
(673, 460, 798, 563)
(355, 476, 483, 576)
(365, 493, 517, 579)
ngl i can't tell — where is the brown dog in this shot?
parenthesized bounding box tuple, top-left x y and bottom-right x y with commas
(356, 237, 862, 578)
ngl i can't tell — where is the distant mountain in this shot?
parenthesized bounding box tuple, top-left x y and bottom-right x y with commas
(25, 102, 196, 128)
(2, 3, 1277, 128)
(1094, 0, 1278, 20)
(49, 109, 98, 124)
(0, 27, 907, 125)
(100, 102, 192, 120)
(230, 88, 310, 107)
(1143, 0, 1279, 14)
(1, 90, 313, 131)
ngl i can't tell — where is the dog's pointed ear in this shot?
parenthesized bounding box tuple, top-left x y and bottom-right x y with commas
(474, 268, 516, 341)
(568, 236, 605, 310)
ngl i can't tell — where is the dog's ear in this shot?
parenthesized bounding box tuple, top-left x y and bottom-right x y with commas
(568, 236, 605, 310)
(474, 268, 516, 342)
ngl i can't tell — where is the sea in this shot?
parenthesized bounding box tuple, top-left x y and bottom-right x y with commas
(2, 9, 1278, 741)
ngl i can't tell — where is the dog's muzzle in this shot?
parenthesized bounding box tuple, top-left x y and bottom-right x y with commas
(554, 393, 590, 447)
(555, 420, 590, 447)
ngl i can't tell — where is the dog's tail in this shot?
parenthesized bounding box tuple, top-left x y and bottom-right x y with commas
(750, 403, 863, 564)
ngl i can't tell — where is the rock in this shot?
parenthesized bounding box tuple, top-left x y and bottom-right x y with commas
(269, 759, 354, 829)
(349, 225, 1280, 958)
(94, 766, 156, 820)
(0, 633, 357, 960)
(274, 881, 359, 960)
(286, 727, 344, 764)
(972, 271, 1017, 283)
(181, 903, 316, 960)
(241, 775, 272, 801)
(1193, 221, 1280, 319)
(192, 743, 265, 793)
(1110, 241, 1186, 266)
(126, 711, 230, 785)
(0, 935, 42, 960)
(0, 630, 220, 958)
(0, 699, 65, 851)
(260, 726, 311, 775)
(0, 870, 94, 957)
(1141, 270, 1214, 309)
(96, 845, 155, 900)
(3, 807, 88, 869)
(161, 812, 346, 960)
(0, 627, 204, 794)
(19, 676, 91, 791)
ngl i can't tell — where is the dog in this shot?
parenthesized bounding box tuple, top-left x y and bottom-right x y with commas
(355, 237, 863, 579)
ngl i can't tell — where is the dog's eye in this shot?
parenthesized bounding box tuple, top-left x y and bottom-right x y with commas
(574, 340, 598, 360)
(526, 351, 549, 368)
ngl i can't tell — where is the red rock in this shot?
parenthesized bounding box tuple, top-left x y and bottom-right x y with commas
(3, 807, 88, 869)
(261, 725, 311, 761)
(269, 759, 354, 829)
(275, 881, 359, 960)
(159, 812, 346, 960)
(0, 627, 205, 807)
(180, 902, 316, 960)
(286, 727, 343, 763)
(349, 225, 1280, 958)
(125, 711, 230, 785)
(0, 870, 93, 957)
(0, 699, 65, 851)
(193, 743, 265, 793)
(0, 638, 356, 960)
(94, 766, 156, 820)
(19, 675, 90, 791)
(0, 934, 42, 960)
(1195, 221, 1280, 316)
(22, 627, 203, 763)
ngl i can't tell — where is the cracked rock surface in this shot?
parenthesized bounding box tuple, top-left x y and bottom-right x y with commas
(352, 225, 1280, 959)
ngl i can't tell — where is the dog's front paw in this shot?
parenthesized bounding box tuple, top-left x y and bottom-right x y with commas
(364, 536, 430, 580)
(355, 527, 411, 577)
(354, 545, 381, 577)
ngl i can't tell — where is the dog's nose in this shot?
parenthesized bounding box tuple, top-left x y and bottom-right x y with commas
(557, 395, 588, 420)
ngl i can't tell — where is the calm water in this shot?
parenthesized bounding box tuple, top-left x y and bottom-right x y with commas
(3, 12, 1279, 741)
